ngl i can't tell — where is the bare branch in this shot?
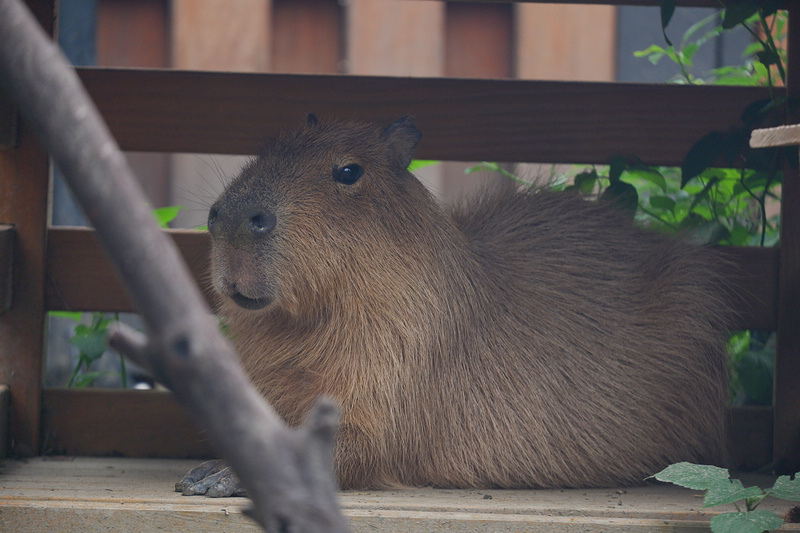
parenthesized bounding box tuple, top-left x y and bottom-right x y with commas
(0, 1, 349, 530)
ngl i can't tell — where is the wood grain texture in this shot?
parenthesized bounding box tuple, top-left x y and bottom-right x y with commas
(771, 0, 800, 475)
(751, 124, 800, 148)
(46, 227, 213, 313)
(5, 456, 796, 532)
(0, 224, 14, 312)
(41, 388, 212, 458)
(0, 0, 55, 458)
(516, 3, 617, 81)
(76, 68, 772, 166)
(34, 391, 774, 472)
(171, 0, 270, 72)
(0, 384, 8, 458)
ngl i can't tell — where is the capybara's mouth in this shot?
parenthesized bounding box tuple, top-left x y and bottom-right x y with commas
(230, 292, 271, 310)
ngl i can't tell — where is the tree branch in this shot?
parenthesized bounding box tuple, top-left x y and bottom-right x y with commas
(0, 1, 349, 531)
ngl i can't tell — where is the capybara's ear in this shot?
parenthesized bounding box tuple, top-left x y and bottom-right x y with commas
(306, 113, 319, 127)
(383, 116, 422, 170)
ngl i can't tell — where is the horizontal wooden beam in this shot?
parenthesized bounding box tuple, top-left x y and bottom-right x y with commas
(45, 227, 214, 313)
(77, 68, 772, 166)
(40, 387, 772, 469)
(0, 224, 13, 312)
(42, 388, 211, 458)
(46, 227, 777, 330)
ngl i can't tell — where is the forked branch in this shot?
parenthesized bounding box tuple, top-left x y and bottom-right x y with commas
(0, 1, 349, 531)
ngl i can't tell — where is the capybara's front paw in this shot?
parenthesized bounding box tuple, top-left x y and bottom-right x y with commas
(176, 459, 248, 497)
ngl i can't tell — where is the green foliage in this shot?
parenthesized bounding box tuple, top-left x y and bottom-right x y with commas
(636, 5, 786, 87)
(650, 462, 799, 532)
(407, 159, 440, 172)
(50, 311, 127, 388)
(152, 205, 182, 228)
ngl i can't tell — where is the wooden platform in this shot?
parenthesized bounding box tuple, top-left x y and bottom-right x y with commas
(0, 457, 798, 532)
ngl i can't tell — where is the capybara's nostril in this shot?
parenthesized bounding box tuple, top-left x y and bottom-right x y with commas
(246, 210, 276, 236)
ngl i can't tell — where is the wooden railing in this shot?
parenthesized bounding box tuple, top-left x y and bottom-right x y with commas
(2, 0, 798, 473)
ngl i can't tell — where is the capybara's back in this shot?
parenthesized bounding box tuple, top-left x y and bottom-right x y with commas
(207, 116, 731, 489)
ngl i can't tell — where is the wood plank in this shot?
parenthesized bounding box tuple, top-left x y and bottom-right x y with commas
(516, 3, 616, 82)
(751, 124, 800, 148)
(97, 0, 168, 69)
(346, 0, 444, 76)
(0, 384, 8, 458)
(272, 0, 341, 74)
(445, 2, 512, 78)
(34, 397, 775, 469)
(0, 85, 18, 148)
(41, 389, 212, 458)
(0, 0, 55, 457)
(171, 0, 270, 72)
(46, 228, 778, 331)
(772, 1, 800, 474)
(46, 226, 214, 313)
(7, 457, 799, 533)
(728, 406, 773, 472)
(76, 68, 773, 166)
(0, 224, 13, 312)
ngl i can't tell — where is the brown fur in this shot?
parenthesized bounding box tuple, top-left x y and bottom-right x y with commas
(207, 116, 731, 490)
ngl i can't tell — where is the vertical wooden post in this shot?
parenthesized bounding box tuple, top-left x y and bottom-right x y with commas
(515, 3, 617, 81)
(774, 0, 800, 473)
(0, 0, 54, 457)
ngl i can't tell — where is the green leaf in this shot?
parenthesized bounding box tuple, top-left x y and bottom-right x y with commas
(634, 44, 667, 58)
(49, 310, 84, 321)
(756, 49, 780, 67)
(70, 328, 108, 360)
(759, 0, 783, 19)
(600, 180, 638, 216)
(649, 462, 730, 490)
(573, 170, 598, 195)
(736, 348, 774, 406)
(710, 510, 784, 533)
(681, 132, 726, 186)
(686, 220, 731, 246)
(153, 206, 182, 228)
(682, 42, 699, 64)
(727, 224, 753, 246)
(768, 474, 800, 501)
(608, 155, 627, 183)
(650, 195, 676, 211)
(660, 0, 676, 45)
(625, 166, 667, 191)
(704, 479, 764, 508)
(408, 160, 439, 172)
(722, 1, 761, 30)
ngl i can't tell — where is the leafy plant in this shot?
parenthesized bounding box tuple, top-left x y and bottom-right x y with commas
(650, 462, 800, 533)
(51, 310, 127, 388)
(643, 1, 786, 87)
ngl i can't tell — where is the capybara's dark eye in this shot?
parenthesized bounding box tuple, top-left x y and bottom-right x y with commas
(334, 164, 364, 185)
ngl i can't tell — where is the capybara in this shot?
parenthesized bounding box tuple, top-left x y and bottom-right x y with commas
(178, 116, 731, 495)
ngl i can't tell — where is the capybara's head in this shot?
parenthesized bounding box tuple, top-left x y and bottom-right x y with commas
(207, 116, 432, 316)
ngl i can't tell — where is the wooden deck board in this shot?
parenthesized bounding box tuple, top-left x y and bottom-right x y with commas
(1, 457, 798, 532)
